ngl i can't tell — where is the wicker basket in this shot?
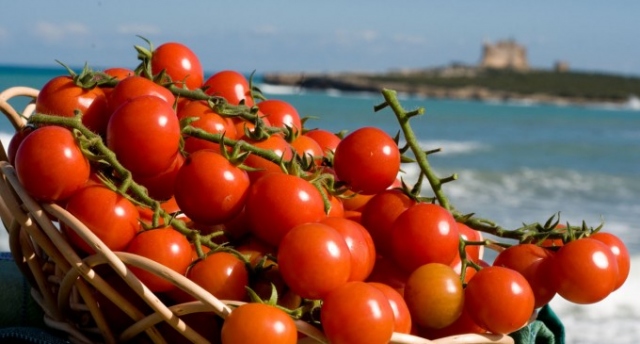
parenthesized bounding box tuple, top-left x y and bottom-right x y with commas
(0, 86, 515, 344)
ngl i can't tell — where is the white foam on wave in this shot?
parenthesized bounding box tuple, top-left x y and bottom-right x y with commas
(256, 83, 305, 96)
(412, 140, 489, 155)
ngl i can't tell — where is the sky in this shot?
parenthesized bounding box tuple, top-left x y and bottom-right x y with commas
(1, 1, 639, 76)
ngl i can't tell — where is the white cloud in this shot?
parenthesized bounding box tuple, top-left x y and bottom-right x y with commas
(116, 24, 161, 36)
(33, 21, 89, 43)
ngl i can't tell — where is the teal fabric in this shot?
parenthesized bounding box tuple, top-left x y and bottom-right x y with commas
(0, 252, 45, 329)
(511, 305, 565, 344)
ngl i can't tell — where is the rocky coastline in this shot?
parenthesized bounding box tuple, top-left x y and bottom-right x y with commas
(261, 71, 633, 107)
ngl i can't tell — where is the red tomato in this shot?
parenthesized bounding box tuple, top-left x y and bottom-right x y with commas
(7, 126, 33, 165)
(304, 128, 341, 156)
(203, 70, 254, 106)
(257, 99, 302, 133)
(333, 127, 400, 195)
(174, 150, 250, 225)
(63, 184, 140, 254)
(456, 222, 483, 262)
(187, 251, 249, 301)
(290, 134, 323, 164)
(151, 42, 204, 90)
(390, 203, 460, 273)
(366, 256, 409, 296)
(221, 303, 297, 344)
(179, 100, 237, 154)
(102, 67, 134, 80)
(590, 232, 630, 291)
(369, 282, 412, 334)
(137, 196, 182, 228)
(277, 222, 351, 299)
(552, 238, 618, 304)
(419, 306, 487, 340)
(134, 152, 185, 201)
(107, 95, 181, 177)
(326, 192, 345, 218)
(15, 126, 90, 202)
(361, 189, 416, 257)
(125, 227, 192, 293)
(320, 281, 395, 344)
(320, 217, 376, 282)
(465, 266, 535, 334)
(404, 263, 464, 329)
(35, 75, 110, 137)
(493, 244, 557, 308)
(245, 173, 326, 246)
(107, 75, 176, 113)
(341, 190, 374, 212)
(241, 134, 294, 183)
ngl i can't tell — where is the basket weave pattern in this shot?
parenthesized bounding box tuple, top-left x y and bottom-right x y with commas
(0, 86, 514, 344)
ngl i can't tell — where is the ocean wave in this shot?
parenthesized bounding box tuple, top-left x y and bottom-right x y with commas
(256, 83, 305, 96)
(407, 140, 489, 155)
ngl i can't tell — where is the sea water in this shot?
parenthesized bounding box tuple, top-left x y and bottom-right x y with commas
(1, 66, 639, 343)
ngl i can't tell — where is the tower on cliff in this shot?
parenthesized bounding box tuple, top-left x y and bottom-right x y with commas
(480, 39, 529, 71)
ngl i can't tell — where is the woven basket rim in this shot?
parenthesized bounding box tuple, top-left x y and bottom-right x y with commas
(0, 85, 517, 344)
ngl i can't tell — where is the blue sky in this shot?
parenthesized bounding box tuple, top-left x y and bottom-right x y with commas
(1, 1, 638, 76)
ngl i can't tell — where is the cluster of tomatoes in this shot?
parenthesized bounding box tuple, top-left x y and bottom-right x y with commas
(6, 40, 630, 344)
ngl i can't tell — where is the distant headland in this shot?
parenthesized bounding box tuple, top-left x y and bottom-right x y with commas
(263, 40, 640, 107)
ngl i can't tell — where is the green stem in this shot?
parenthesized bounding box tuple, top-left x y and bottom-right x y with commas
(381, 89, 451, 210)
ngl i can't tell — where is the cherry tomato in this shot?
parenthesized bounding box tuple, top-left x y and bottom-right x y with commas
(552, 237, 618, 304)
(102, 67, 134, 80)
(333, 126, 400, 195)
(320, 217, 376, 282)
(178, 100, 237, 154)
(493, 243, 557, 308)
(203, 70, 254, 106)
(419, 306, 487, 340)
(404, 263, 464, 329)
(390, 203, 460, 273)
(221, 303, 297, 344)
(35, 75, 110, 137)
(245, 173, 326, 246)
(369, 282, 412, 334)
(241, 134, 294, 183)
(303, 128, 341, 157)
(456, 222, 483, 262)
(257, 99, 302, 133)
(107, 95, 181, 177)
(320, 281, 394, 344)
(590, 232, 630, 291)
(125, 227, 192, 293)
(15, 126, 90, 202)
(107, 75, 176, 113)
(174, 150, 250, 225)
(134, 152, 185, 201)
(290, 134, 323, 164)
(63, 184, 140, 254)
(366, 256, 409, 296)
(277, 222, 350, 299)
(465, 266, 535, 334)
(361, 189, 416, 257)
(187, 251, 249, 301)
(151, 42, 204, 90)
(7, 126, 33, 165)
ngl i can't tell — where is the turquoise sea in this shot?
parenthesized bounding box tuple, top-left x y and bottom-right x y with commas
(1, 65, 639, 343)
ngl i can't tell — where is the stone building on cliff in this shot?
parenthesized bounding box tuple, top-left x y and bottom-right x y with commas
(480, 39, 529, 71)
